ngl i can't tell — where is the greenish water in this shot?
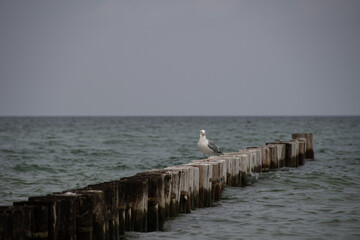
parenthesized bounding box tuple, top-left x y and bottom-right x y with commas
(0, 116, 359, 239)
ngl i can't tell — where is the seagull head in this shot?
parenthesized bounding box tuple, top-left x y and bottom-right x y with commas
(200, 129, 206, 138)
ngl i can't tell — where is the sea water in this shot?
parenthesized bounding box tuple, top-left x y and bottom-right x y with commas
(0, 116, 359, 239)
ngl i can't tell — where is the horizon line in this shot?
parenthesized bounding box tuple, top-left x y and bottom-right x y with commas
(0, 114, 359, 118)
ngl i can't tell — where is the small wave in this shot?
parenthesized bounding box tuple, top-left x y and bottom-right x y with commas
(103, 139, 122, 145)
(70, 149, 87, 154)
(13, 163, 58, 174)
(1, 148, 16, 154)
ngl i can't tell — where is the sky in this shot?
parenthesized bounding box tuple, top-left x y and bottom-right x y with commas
(0, 0, 359, 116)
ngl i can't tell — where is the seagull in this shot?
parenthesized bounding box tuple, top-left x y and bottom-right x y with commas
(197, 129, 223, 159)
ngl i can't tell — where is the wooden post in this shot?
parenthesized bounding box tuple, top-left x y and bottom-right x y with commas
(277, 143, 286, 167)
(131, 172, 166, 231)
(246, 148, 262, 173)
(248, 150, 256, 173)
(73, 190, 107, 239)
(118, 203, 126, 236)
(167, 171, 181, 217)
(12, 201, 50, 240)
(260, 146, 270, 172)
(201, 160, 224, 201)
(0, 206, 24, 240)
(255, 148, 262, 173)
(266, 144, 278, 169)
(85, 181, 119, 238)
(147, 198, 158, 231)
(150, 169, 181, 218)
(291, 139, 300, 167)
(273, 141, 296, 168)
(181, 164, 201, 209)
(163, 167, 189, 214)
(165, 165, 199, 213)
(292, 133, 314, 159)
(118, 176, 150, 232)
(238, 151, 250, 173)
(25, 194, 77, 240)
(119, 178, 148, 233)
(204, 159, 226, 200)
(226, 152, 250, 186)
(297, 138, 306, 165)
(148, 169, 176, 217)
(288, 141, 298, 167)
(227, 157, 237, 186)
(238, 153, 248, 186)
(125, 203, 132, 232)
(66, 190, 108, 240)
(218, 154, 241, 187)
(188, 162, 212, 208)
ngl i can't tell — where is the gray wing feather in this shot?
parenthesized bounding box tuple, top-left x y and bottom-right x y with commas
(208, 142, 222, 154)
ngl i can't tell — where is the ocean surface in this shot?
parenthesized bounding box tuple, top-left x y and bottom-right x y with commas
(0, 116, 359, 239)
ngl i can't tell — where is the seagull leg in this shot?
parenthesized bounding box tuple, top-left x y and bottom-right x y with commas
(203, 154, 206, 159)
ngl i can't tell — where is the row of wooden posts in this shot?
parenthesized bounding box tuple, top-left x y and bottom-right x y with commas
(0, 133, 314, 240)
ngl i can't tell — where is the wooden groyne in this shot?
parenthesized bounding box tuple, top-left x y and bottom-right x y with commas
(0, 133, 314, 239)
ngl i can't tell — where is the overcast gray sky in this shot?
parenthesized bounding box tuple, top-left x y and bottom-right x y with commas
(0, 0, 359, 116)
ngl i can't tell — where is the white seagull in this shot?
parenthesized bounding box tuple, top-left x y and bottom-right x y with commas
(197, 129, 223, 159)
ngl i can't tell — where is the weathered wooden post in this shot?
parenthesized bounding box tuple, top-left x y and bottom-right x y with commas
(277, 143, 286, 167)
(289, 140, 300, 167)
(188, 162, 212, 207)
(118, 202, 126, 236)
(165, 170, 181, 217)
(147, 199, 158, 232)
(131, 172, 166, 231)
(23, 194, 77, 240)
(148, 169, 177, 217)
(85, 181, 119, 238)
(297, 138, 306, 165)
(238, 153, 249, 186)
(277, 141, 296, 168)
(292, 133, 314, 159)
(0, 207, 11, 240)
(130, 178, 149, 232)
(117, 177, 149, 232)
(238, 150, 250, 172)
(0, 206, 26, 240)
(163, 167, 188, 214)
(260, 146, 270, 172)
(165, 165, 199, 213)
(219, 154, 242, 187)
(246, 148, 262, 173)
(292, 139, 300, 167)
(227, 156, 238, 186)
(148, 169, 181, 218)
(210, 159, 226, 199)
(70, 190, 107, 240)
(200, 159, 226, 201)
(181, 164, 200, 209)
(12, 201, 50, 240)
(125, 203, 132, 232)
(266, 144, 278, 169)
(10, 206, 27, 240)
(119, 178, 149, 233)
(266, 142, 287, 168)
(255, 148, 262, 173)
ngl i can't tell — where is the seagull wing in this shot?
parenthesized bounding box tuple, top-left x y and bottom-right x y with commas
(208, 142, 223, 155)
